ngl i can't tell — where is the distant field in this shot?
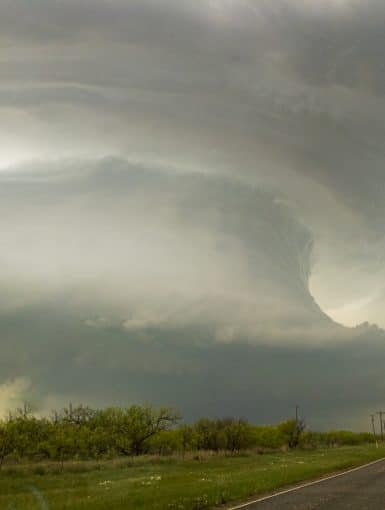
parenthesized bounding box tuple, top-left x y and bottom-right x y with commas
(1, 445, 385, 510)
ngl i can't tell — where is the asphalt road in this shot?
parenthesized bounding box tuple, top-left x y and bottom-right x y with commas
(230, 458, 385, 510)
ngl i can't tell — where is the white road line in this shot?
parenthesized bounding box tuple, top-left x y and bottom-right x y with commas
(228, 456, 385, 509)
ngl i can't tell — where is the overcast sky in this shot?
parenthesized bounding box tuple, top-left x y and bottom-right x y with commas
(1, 0, 385, 429)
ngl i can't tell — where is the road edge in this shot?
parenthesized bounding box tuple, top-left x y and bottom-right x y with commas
(227, 455, 385, 510)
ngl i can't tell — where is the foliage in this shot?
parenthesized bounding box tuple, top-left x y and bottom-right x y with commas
(0, 403, 375, 464)
(194, 418, 254, 452)
(277, 419, 306, 449)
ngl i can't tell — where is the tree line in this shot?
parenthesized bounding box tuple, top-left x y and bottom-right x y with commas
(0, 404, 374, 466)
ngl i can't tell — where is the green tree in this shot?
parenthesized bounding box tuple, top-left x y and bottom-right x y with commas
(124, 405, 181, 455)
(0, 422, 13, 469)
(221, 418, 254, 452)
(278, 419, 305, 449)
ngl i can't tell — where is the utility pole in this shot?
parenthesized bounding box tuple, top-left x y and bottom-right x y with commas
(377, 411, 385, 441)
(295, 405, 299, 425)
(371, 414, 378, 448)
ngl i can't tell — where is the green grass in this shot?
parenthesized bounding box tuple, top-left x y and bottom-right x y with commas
(1, 445, 385, 510)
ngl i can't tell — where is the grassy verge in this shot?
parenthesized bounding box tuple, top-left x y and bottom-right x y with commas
(1, 445, 384, 510)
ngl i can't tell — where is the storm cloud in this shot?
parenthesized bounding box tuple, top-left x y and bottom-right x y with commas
(1, 0, 385, 429)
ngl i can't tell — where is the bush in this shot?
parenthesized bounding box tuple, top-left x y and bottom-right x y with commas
(0, 404, 375, 464)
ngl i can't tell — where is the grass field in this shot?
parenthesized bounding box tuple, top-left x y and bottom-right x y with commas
(1, 445, 384, 510)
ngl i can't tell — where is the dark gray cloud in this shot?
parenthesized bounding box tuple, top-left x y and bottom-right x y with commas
(1, 0, 385, 428)
(1, 301, 385, 431)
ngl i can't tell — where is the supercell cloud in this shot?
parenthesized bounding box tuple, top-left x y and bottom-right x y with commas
(1, 0, 385, 429)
